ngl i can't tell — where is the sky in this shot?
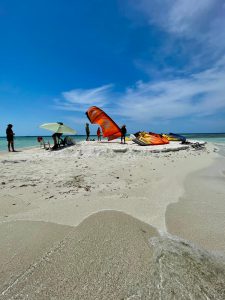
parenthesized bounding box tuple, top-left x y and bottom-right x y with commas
(0, 0, 225, 136)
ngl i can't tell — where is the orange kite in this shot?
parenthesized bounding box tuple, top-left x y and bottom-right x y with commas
(86, 106, 121, 141)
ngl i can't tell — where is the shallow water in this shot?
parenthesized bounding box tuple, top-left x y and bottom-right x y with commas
(183, 133, 225, 144)
(0, 135, 98, 152)
(0, 133, 225, 152)
(217, 143, 225, 157)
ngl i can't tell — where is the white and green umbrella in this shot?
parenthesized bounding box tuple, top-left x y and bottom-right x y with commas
(40, 122, 76, 134)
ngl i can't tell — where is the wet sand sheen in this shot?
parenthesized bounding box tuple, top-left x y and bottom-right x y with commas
(1, 211, 225, 299)
(166, 155, 225, 255)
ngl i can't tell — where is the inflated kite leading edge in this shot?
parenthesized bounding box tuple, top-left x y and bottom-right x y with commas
(86, 106, 121, 141)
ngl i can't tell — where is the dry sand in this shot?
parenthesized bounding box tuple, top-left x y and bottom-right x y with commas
(0, 141, 215, 232)
(0, 140, 225, 299)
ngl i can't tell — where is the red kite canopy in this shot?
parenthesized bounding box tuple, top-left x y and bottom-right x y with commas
(86, 106, 121, 141)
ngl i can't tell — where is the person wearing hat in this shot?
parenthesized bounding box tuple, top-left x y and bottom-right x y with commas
(6, 124, 15, 152)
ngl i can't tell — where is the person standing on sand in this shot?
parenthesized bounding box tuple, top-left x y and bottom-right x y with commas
(97, 127, 102, 141)
(120, 125, 127, 144)
(85, 123, 90, 141)
(6, 124, 15, 152)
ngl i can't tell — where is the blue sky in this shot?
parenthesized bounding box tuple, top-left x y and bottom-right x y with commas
(0, 0, 225, 136)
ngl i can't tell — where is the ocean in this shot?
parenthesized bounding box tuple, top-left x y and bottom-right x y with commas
(0, 133, 225, 152)
(0, 135, 97, 152)
(181, 133, 225, 144)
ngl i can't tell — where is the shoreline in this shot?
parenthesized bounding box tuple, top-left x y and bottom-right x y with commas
(0, 146, 39, 155)
(166, 149, 225, 255)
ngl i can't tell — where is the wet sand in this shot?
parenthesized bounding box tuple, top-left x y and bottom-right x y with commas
(1, 211, 225, 299)
(166, 154, 225, 255)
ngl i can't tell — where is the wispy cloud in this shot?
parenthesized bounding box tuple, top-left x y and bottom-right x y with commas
(116, 61, 225, 124)
(122, 0, 225, 70)
(125, 0, 225, 40)
(54, 84, 113, 112)
(55, 58, 225, 131)
(137, 0, 216, 35)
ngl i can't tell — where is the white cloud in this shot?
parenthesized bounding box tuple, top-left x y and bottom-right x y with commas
(126, 0, 223, 37)
(54, 84, 113, 112)
(55, 58, 225, 132)
(116, 61, 225, 123)
(122, 0, 225, 67)
(54, 1, 225, 132)
(157, 0, 214, 35)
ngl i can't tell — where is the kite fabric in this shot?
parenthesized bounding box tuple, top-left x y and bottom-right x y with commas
(86, 106, 121, 141)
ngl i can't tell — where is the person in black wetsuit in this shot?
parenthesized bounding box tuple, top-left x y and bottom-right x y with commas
(6, 124, 15, 152)
(85, 123, 90, 141)
(120, 125, 127, 144)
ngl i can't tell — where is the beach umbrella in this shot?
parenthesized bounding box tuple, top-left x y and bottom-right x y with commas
(40, 122, 76, 134)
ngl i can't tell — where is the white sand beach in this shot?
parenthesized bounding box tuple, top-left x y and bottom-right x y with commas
(1, 141, 225, 299)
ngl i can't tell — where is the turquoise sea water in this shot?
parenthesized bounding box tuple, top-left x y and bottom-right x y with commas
(0, 135, 97, 152)
(0, 133, 225, 152)
(181, 133, 225, 144)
